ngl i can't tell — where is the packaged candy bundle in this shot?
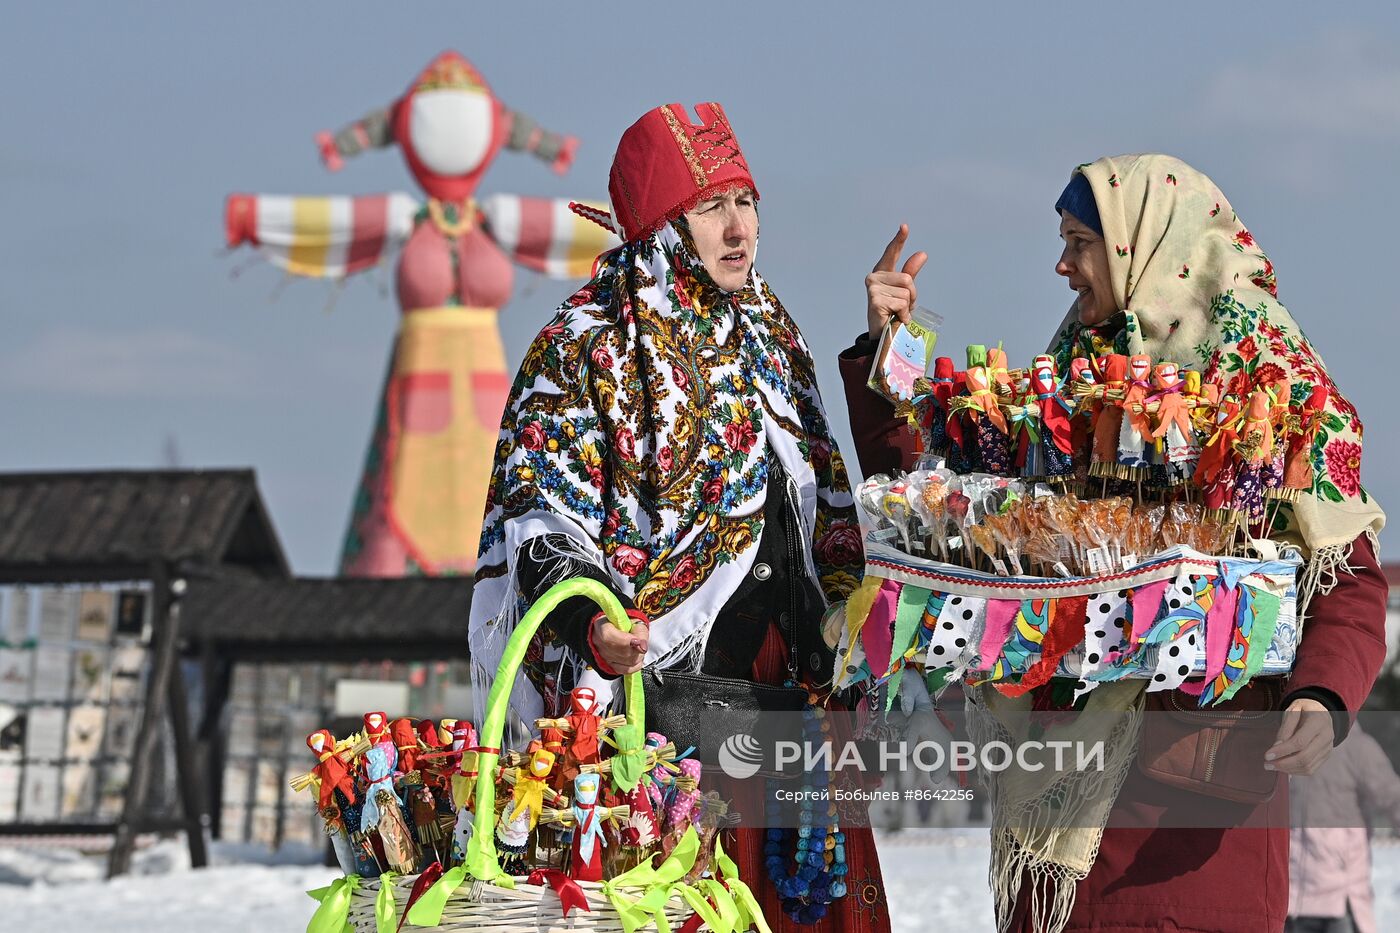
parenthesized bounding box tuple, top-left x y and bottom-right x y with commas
(300, 580, 772, 933)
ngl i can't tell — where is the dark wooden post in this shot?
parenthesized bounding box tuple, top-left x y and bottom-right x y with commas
(108, 563, 207, 875)
(166, 598, 209, 868)
(196, 641, 233, 841)
(109, 560, 174, 877)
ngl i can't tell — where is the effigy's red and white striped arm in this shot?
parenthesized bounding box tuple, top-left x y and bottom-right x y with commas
(224, 192, 419, 278)
(479, 194, 620, 280)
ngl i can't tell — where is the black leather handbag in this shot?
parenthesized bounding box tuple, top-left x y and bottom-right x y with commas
(639, 540, 821, 777)
(640, 665, 809, 777)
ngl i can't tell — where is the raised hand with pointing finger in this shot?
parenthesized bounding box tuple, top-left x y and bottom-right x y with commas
(865, 224, 928, 341)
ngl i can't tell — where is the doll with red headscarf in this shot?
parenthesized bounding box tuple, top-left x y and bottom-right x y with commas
(225, 51, 619, 577)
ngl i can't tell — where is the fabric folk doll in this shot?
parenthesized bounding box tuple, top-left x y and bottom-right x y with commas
(391, 717, 423, 774)
(418, 718, 446, 750)
(497, 747, 556, 873)
(1068, 356, 1099, 468)
(926, 356, 958, 457)
(363, 711, 393, 756)
(986, 346, 1015, 400)
(448, 720, 480, 809)
(958, 346, 1013, 475)
(568, 772, 610, 882)
(307, 729, 357, 813)
(1149, 362, 1200, 483)
(600, 722, 657, 869)
(306, 730, 363, 875)
(1230, 389, 1279, 522)
(1090, 354, 1129, 477)
(1116, 353, 1155, 478)
(1027, 355, 1076, 481)
(644, 732, 677, 815)
(661, 758, 702, 862)
(1280, 385, 1329, 498)
(361, 745, 420, 873)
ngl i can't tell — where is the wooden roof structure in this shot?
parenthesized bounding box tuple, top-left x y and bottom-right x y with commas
(0, 469, 288, 583)
(181, 575, 473, 661)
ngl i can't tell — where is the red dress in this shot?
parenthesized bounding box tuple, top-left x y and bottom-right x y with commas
(838, 343, 1389, 933)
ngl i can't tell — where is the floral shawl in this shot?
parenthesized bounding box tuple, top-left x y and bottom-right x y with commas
(1049, 153, 1384, 560)
(468, 220, 863, 724)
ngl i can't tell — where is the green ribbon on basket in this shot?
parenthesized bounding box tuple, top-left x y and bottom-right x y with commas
(405, 865, 469, 927)
(714, 837, 773, 933)
(375, 873, 398, 933)
(306, 875, 361, 933)
(698, 878, 743, 933)
(601, 826, 703, 933)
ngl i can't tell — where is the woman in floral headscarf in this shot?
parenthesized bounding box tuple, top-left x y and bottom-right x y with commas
(470, 103, 886, 932)
(841, 154, 1388, 932)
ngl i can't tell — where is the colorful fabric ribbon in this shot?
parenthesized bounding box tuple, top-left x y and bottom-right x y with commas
(526, 868, 591, 918)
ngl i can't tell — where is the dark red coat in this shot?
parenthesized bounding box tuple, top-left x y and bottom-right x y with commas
(839, 342, 1389, 932)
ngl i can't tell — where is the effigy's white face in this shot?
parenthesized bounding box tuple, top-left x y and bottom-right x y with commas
(409, 89, 494, 177)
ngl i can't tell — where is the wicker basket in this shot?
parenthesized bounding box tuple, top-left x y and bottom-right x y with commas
(346, 873, 703, 933)
(326, 578, 763, 933)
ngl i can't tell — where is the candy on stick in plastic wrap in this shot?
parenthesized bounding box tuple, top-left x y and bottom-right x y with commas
(880, 479, 917, 553)
(984, 511, 1025, 576)
(1076, 499, 1116, 574)
(967, 523, 1000, 572)
(1107, 497, 1135, 567)
(856, 475, 894, 529)
(946, 490, 972, 565)
(907, 470, 949, 558)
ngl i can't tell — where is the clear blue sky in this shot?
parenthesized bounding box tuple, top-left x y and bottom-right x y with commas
(4, 3, 1397, 574)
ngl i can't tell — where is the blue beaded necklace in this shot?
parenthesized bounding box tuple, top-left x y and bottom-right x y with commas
(763, 689, 848, 925)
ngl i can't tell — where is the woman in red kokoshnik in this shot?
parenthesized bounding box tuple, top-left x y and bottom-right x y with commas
(470, 103, 889, 932)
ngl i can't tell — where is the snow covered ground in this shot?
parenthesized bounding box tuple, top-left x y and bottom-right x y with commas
(3, 832, 1399, 931)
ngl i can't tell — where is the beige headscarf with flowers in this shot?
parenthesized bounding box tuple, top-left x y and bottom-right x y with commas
(1048, 153, 1383, 563)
